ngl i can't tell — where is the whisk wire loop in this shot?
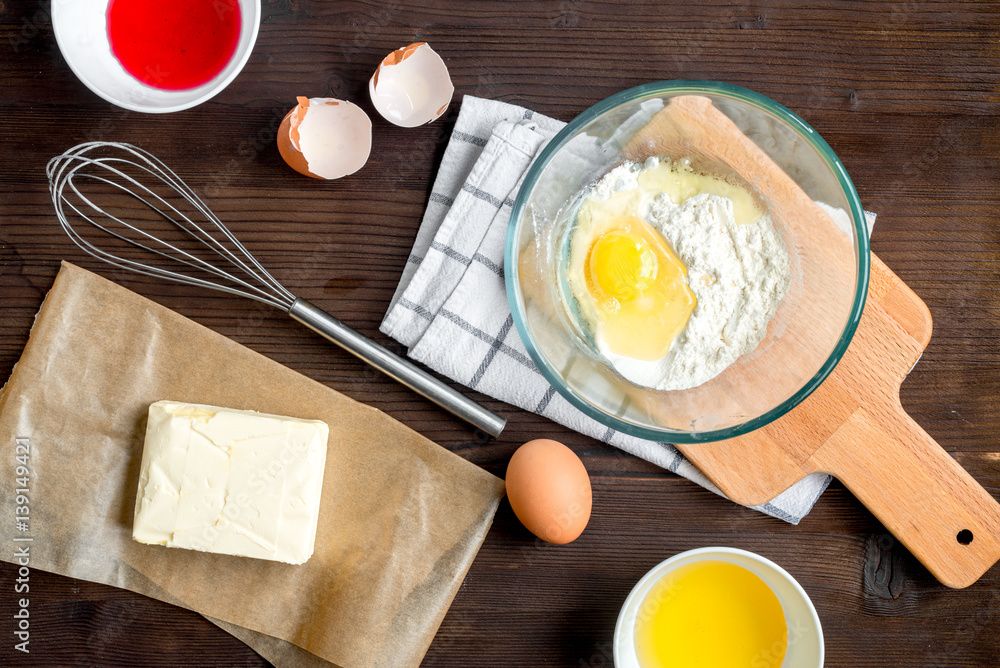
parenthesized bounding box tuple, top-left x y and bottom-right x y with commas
(47, 141, 296, 310)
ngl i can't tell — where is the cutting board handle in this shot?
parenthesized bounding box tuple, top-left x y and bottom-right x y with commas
(810, 401, 1000, 588)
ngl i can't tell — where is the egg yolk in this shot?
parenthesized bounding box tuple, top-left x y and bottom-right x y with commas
(583, 217, 695, 361)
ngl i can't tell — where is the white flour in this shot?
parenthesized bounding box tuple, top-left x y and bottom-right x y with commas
(588, 160, 791, 390)
(590, 161, 640, 199)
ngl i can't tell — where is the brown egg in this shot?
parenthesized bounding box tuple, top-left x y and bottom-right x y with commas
(505, 439, 592, 544)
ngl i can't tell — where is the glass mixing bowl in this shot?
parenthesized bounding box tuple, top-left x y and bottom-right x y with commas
(505, 81, 869, 443)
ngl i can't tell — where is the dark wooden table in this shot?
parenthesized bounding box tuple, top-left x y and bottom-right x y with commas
(2, 1, 1000, 666)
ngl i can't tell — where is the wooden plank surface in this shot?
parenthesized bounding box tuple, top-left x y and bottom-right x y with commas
(2, 0, 999, 665)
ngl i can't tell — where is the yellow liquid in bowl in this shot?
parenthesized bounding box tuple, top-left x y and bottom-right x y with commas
(634, 560, 787, 668)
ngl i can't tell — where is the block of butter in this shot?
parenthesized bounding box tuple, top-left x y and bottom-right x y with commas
(133, 401, 329, 565)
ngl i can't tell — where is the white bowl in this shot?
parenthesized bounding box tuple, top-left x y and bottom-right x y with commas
(614, 547, 824, 668)
(52, 0, 260, 113)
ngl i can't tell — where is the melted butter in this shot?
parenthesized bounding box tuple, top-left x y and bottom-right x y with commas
(636, 158, 763, 226)
(634, 560, 788, 668)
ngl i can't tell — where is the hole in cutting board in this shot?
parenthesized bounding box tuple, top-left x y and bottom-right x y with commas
(957, 529, 974, 545)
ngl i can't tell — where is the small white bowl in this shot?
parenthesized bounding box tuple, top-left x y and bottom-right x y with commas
(52, 0, 260, 113)
(614, 547, 824, 668)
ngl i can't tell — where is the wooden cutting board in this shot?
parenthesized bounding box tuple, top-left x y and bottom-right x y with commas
(677, 252, 1000, 588)
(622, 94, 1000, 588)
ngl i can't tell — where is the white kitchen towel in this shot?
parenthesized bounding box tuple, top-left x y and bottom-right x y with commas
(382, 95, 876, 524)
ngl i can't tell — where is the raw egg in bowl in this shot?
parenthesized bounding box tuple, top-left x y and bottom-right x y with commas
(506, 81, 869, 442)
(52, 0, 260, 113)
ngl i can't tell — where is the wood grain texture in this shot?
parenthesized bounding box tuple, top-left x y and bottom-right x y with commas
(1, 0, 1000, 666)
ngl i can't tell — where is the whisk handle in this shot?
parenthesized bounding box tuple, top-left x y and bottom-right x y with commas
(288, 298, 506, 438)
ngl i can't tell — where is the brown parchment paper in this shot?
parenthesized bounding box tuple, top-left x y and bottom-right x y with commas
(0, 261, 506, 668)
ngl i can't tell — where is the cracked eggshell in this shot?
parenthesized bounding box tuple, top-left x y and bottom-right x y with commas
(369, 42, 454, 127)
(277, 96, 372, 180)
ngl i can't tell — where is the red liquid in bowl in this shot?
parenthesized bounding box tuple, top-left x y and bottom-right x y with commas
(107, 0, 242, 91)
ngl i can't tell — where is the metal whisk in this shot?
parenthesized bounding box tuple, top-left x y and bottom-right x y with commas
(47, 141, 505, 437)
